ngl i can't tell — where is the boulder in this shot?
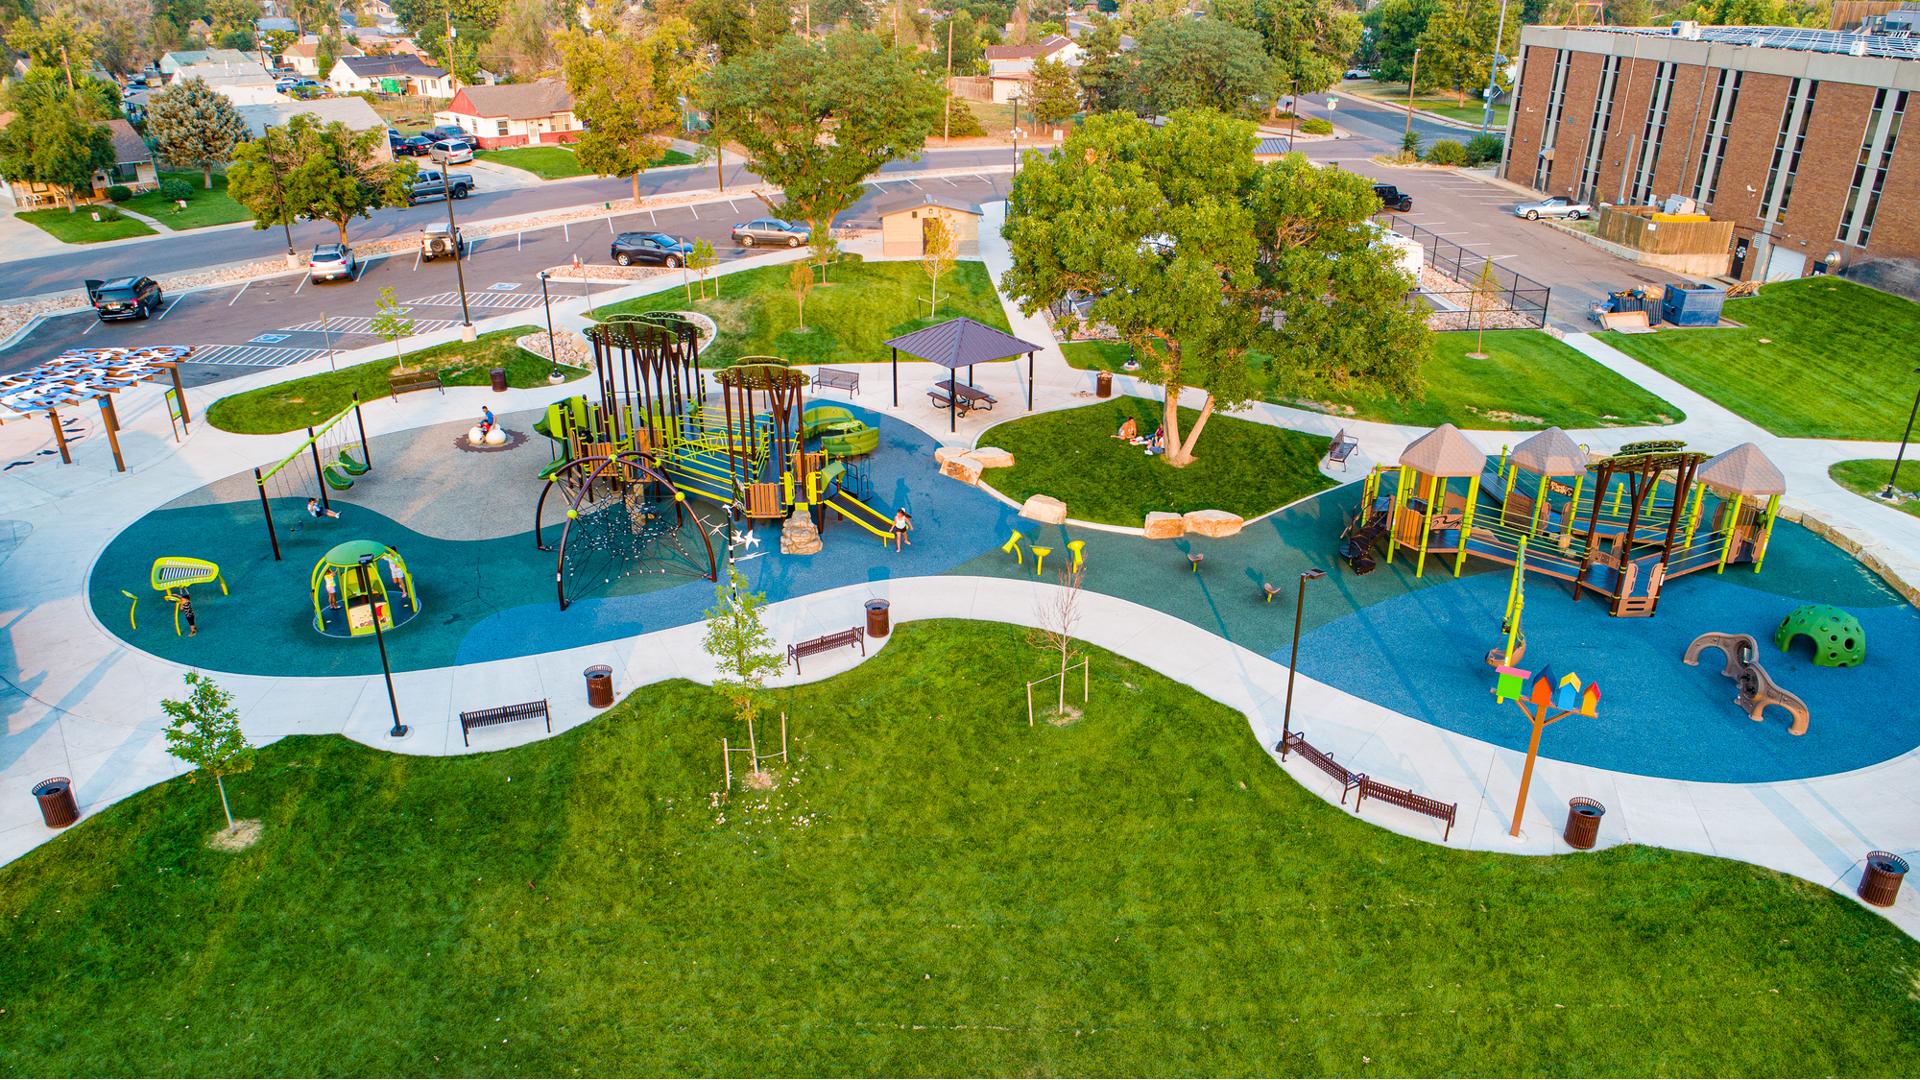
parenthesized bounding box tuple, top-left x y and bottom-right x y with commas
(934, 446, 971, 467)
(780, 510, 822, 555)
(1019, 494, 1068, 524)
(1182, 509, 1245, 538)
(940, 455, 983, 486)
(1143, 512, 1186, 540)
(967, 446, 1016, 469)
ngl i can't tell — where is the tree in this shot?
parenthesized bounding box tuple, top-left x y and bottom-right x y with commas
(491, 0, 564, 73)
(701, 566, 786, 738)
(1129, 18, 1274, 118)
(808, 225, 840, 282)
(1363, 0, 1440, 85)
(160, 672, 255, 834)
(1027, 57, 1078, 132)
(1215, 0, 1363, 96)
(931, 10, 986, 74)
(206, 0, 263, 48)
(225, 120, 305, 253)
(4, 11, 101, 90)
(370, 287, 415, 364)
(751, 0, 792, 49)
(689, 0, 756, 59)
(229, 113, 413, 242)
(1028, 564, 1085, 720)
(1007, 0, 1028, 42)
(260, 26, 298, 64)
(1467, 258, 1500, 357)
(390, 0, 505, 73)
(704, 31, 942, 253)
(688, 237, 718, 299)
(0, 74, 115, 211)
(558, 19, 700, 202)
(1002, 110, 1263, 467)
(922, 214, 956, 316)
(1417, 0, 1518, 105)
(1073, 19, 1133, 113)
(145, 78, 249, 188)
(789, 258, 816, 330)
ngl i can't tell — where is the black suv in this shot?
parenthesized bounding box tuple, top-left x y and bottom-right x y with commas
(610, 231, 694, 267)
(1373, 184, 1413, 212)
(85, 276, 164, 321)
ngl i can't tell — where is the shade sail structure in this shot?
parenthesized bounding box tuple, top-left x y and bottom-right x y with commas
(1698, 442, 1786, 497)
(0, 344, 194, 472)
(1508, 427, 1589, 477)
(884, 316, 1047, 431)
(1398, 423, 1486, 478)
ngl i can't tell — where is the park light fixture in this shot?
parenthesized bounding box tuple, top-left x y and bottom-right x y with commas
(357, 553, 407, 739)
(1281, 567, 1328, 747)
(1885, 365, 1920, 501)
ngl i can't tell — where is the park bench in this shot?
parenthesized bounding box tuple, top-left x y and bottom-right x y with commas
(1356, 775, 1458, 841)
(787, 626, 864, 674)
(1276, 731, 1363, 805)
(812, 367, 860, 398)
(1326, 428, 1360, 471)
(388, 371, 444, 399)
(458, 698, 551, 746)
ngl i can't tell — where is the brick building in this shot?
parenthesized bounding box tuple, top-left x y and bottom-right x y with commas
(1501, 23, 1920, 282)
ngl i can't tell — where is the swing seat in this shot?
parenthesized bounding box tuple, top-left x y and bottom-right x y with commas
(336, 449, 370, 476)
(322, 465, 354, 490)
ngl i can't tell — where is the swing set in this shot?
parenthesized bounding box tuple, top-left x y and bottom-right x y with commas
(252, 395, 373, 561)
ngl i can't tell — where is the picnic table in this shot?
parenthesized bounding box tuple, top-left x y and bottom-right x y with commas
(929, 379, 997, 415)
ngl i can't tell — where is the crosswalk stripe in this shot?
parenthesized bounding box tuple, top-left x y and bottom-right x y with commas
(406, 290, 543, 310)
(282, 316, 462, 335)
(190, 344, 329, 368)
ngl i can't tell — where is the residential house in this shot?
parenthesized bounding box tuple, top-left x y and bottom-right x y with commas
(237, 97, 393, 159)
(159, 48, 254, 75)
(982, 34, 1081, 103)
(170, 60, 289, 106)
(284, 37, 361, 77)
(95, 119, 159, 196)
(329, 53, 454, 97)
(873, 191, 983, 256)
(432, 79, 580, 148)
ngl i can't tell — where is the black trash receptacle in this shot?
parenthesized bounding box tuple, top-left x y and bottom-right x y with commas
(1564, 797, 1605, 849)
(865, 599, 891, 638)
(584, 664, 614, 709)
(33, 777, 79, 828)
(1859, 851, 1908, 907)
(1096, 370, 1112, 398)
(489, 366, 508, 393)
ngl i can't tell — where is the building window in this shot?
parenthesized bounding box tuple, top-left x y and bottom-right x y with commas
(1838, 88, 1907, 247)
(1629, 61, 1676, 204)
(1576, 55, 1621, 203)
(1532, 49, 1572, 191)
(1691, 69, 1742, 206)
(1763, 78, 1818, 225)
(496, 119, 510, 137)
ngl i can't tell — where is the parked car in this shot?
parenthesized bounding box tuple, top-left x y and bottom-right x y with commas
(610, 231, 693, 267)
(84, 276, 164, 321)
(275, 76, 298, 92)
(1514, 196, 1593, 221)
(430, 139, 474, 164)
(395, 135, 434, 157)
(421, 223, 465, 261)
(1373, 183, 1413, 212)
(425, 124, 468, 141)
(1343, 67, 1372, 79)
(308, 242, 357, 282)
(731, 217, 810, 247)
(407, 169, 474, 204)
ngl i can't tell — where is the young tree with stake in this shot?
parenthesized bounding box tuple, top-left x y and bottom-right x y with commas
(701, 566, 786, 737)
(789, 259, 817, 331)
(688, 238, 718, 299)
(922, 214, 957, 317)
(371, 287, 416, 366)
(1029, 565, 1086, 721)
(161, 672, 256, 834)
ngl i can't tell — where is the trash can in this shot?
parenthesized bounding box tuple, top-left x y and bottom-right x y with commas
(1095, 370, 1113, 398)
(865, 598, 890, 638)
(584, 664, 614, 709)
(489, 366, 508, 393)
(1858, 850, 1908, 907)
(33, 777, 79, 828)
(1563, 797, 1605, 849)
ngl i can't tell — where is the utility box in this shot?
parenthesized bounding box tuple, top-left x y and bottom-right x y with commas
(1661, 284, 1727, 327)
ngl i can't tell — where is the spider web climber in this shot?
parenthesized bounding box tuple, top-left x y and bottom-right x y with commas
(534, 451, 719, 610)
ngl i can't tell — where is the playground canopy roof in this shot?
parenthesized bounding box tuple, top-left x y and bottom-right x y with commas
(1508, 427, 1588, 477)
(0, 345, 191, 423)
(884, 317, 1044, 369)
(1399, 423, 1485, 478)
(1697, 442, 1785, 497)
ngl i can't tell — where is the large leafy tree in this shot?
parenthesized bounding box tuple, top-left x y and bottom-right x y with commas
(223, 114, 304, 251)
(389, 0, 504, 78)
(229, 114, 413, 243)
(1362, 0, 1440, 85)
(559, 19, 702, 202)
(0, 73, 116, 211)
(688, 0, 757, 59)
(145, 77, 249, 188)
(1215, 0, 1363, 96)
(1073, 19, 1133, 113)
(3, 10, 101, 89)
(1027, 57, 1078, 132)
(1417, 0, 1519, 105)
(1128, 18, 1274, 119)
(703, 30, 942, 243)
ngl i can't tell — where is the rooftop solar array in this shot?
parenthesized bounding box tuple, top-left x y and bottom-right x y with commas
(1572, 23, 1920, 61)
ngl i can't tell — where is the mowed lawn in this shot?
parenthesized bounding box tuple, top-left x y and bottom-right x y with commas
(1830, 458, 1920, 519)
(476, 146, 696, 179)
(120, 171, 251, 229)
(982, 398, 1333, 525)
(1605, 277, 1920, 439)
(1061, 331, 1681, 430)
(598, 260, 1010, 367)
(17, 205, 155, 242)
(1, 622, 1916, 1076)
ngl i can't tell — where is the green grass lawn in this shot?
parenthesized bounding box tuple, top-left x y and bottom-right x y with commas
(1830, 458, 1920, 519)
(599, 260, 1010, 367)
(476, 146, 696, 180)
(1061, 332, 1682, 430)
(981, 398, 1333, 526)
(120, 171, 251, 230)
(1605, 277, 1920, 440)
(16, 205, 155, 243)
(206, 326, 584, 435)
(1342, 79, 1510, 128)
(2, 620, 1916, 1075)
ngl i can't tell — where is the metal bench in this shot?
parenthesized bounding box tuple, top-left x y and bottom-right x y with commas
(1356, 775, 1458, 840)
(786, 626, 864, 674)
(812, 367, 859, 398)
(388, 371, 444, 399)
(1277, 731, 1363, 804)
(458, 698, 551, 746)
(1326, 428, 1360, 471)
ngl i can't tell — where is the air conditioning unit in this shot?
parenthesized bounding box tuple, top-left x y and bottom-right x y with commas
(1848, 36, 1869, 55)
(1670, 19, 1701, 38)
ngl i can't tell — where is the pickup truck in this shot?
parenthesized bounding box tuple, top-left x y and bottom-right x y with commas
(407, 169, 474, 205)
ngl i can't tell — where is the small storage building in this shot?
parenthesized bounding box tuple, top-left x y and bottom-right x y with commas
(875, 192, 983, 257)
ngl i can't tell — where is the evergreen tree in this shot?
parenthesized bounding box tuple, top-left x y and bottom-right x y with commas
(145, 77, 250, 189)
(1027, 56, 1079, 132)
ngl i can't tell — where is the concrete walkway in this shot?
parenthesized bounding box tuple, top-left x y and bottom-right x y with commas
(1, 202, 1917, 942)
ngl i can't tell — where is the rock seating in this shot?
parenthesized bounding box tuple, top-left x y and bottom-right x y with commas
(1020, 494, 1067, 524)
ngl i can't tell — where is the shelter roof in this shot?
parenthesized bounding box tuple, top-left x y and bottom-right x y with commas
(1398, 423, 1486, 478)
(1698, 442, 1786, 497)
(1508, 427, 1588, 477)
(884, 317, 1044, 369)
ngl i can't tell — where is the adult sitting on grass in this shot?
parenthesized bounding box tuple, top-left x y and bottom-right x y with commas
(1113, 417, 1138, 441)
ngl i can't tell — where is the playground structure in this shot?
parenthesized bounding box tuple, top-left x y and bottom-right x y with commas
(253, 396, 373, 561)
(148, 555, 226, 636)
(1349, 426, 1786, 617)
(310, 539, 420, 638)
(533, 448, 719, 611)
(1775, 604, 1866, 668)
(1683, 631, 1811, 736)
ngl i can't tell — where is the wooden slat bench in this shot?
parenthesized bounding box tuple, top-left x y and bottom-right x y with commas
(1276, 731, 1363, 804)
(1356, 776, 1458, 840)
(458, 698, 551, 746)
(389, 371, 444, 399)
(787, 626, 864, 673)
(1326, 428, 1360, 471)
(812, 367, 859, 397)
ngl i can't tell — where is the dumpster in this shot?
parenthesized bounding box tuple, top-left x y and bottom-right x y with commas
(33, 777, 79, 828)
(1858, 850, 1908, 907)
(1563, 797, 1605, 849)
(865, 599, 891, 638)
(1660, 283, 1727, 327)
(584, 664, 614, 708)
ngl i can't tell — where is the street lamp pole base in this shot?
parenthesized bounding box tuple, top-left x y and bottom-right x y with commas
(389, 724, 409, 738)
(460, 324, 477, 343)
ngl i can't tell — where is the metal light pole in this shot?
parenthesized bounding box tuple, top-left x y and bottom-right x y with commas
(357, 554, 406, 738)
(1481, 0, 1510, 135)
(1884, 366, 1920, 499)
(1011, 91, 1025, 175)
(1405, 47, 1422, 151)
(443, 181, 475, 341)
(538, 270, 560, 379)
(1281, 567, 1327, 747)
(1288, 75, 1299, 151)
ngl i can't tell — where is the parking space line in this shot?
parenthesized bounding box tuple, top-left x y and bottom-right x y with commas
(689, 203, 699, 219)
(293, 275, 305, 295)
(155, 297, 180, 320)
(649, 209, 657, 226)
(939, 176, 958, 186)
(728, 198, 740, 213)
(229, 281, 250, 306)
(413, 249, 423, 271)
(80, 318, 99, 336)
(906, 178, 923, 189)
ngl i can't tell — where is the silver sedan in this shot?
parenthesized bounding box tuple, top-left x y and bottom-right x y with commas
(1514, 196, 1593, 221)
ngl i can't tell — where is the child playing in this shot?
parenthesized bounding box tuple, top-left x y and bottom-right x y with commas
(479, 405, 496, 438)
(307, 497, 340, 520)
(892, 509, 913, 552)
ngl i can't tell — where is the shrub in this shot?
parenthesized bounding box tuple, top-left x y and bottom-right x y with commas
(1425, 139, 1468, 166)
(158, 178, 194, 201)
(105, 185, 133, 202)
(945, 99, 986, 138)
(1465, 133, 1504, 166)
(1298, 116, 1333, 135)
(1400, 130, 1421, 159)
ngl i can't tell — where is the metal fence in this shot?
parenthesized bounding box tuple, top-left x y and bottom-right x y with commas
(1379, 216, 1552, 329)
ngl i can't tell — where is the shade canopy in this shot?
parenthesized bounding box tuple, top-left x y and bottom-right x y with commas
(1698, 442, 1786, 497)
(1508, 427, 1588, 477)
(318, 539, 401, 569)
(884, 317, 1044, 370)
(1399, 423, 1486, 478)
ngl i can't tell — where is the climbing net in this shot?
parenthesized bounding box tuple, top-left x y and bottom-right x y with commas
(534, 451, 718, 610)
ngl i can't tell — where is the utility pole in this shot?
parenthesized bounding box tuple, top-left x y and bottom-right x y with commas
(1405, 47, 1421, 150)
(943, 18, 955, 144)
(1482, 0, 1510, 135)
(444, 5, 460, 94)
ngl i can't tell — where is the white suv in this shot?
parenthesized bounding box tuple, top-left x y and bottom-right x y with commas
(431, 139, 475, 164)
